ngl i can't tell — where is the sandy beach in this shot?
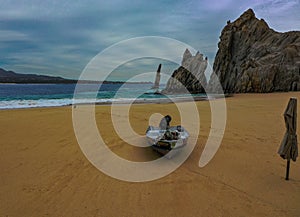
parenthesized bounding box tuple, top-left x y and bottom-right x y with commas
(1, 92, 300, 217)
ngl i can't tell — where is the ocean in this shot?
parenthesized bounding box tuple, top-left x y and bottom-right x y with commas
(0, 83, 146, 109)
(0, 83, 205, 109)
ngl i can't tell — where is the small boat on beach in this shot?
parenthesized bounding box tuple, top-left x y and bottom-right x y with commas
(146, 125, 189, 157)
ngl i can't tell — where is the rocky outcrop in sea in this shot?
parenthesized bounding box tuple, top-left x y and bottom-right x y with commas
(208, 8, 300, 93)
(162, 49, 208, 94)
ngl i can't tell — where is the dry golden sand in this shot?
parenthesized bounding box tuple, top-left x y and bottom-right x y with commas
(1, 92, 300, 217)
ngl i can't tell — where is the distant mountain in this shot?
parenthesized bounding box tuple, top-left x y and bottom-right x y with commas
(0, 68, 77, 83)
(0, 68, 152, 84)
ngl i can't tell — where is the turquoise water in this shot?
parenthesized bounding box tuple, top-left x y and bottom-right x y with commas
(0, 83, 206, 109)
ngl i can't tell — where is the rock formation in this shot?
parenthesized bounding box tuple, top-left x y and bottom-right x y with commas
(162, 49, 208, 94)
(208, 8, 300, 93)
(152, 64, 161, 89)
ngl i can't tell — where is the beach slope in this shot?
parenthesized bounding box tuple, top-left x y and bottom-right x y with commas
(1, 93, 300, 217)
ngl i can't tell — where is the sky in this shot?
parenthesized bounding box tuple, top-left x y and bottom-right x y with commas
(1, 0, 300, 81)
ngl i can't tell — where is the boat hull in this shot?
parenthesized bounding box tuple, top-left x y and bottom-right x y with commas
(146, 126, 189, 157)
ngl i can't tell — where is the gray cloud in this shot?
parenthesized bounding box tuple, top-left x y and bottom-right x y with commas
(0, 0, 299, 80)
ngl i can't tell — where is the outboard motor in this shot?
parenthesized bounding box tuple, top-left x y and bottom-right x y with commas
(159, 115, 172, 130)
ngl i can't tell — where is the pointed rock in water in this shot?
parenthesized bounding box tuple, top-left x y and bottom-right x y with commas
(162, 49, 208, 94)
(152, 63, 162, 89)
(208, 8, 300, 93)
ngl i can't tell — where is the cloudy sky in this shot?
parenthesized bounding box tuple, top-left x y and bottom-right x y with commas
(1, 0, 299, 80)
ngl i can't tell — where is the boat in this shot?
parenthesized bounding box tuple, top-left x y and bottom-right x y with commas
(146, 125, 189, 158)
(144, 89, 162, 95)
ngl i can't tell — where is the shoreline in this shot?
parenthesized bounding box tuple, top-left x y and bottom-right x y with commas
(2, 92, 300, 111)
(0, 94, 232, 111)
(0, 91, 298, 112)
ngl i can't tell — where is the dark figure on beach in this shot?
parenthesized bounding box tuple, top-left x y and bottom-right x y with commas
(159, 115, 172, 130)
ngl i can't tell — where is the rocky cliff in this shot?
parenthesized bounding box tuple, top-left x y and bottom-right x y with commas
(208, 8, 300, 93)
(162, 49, 207, 94)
